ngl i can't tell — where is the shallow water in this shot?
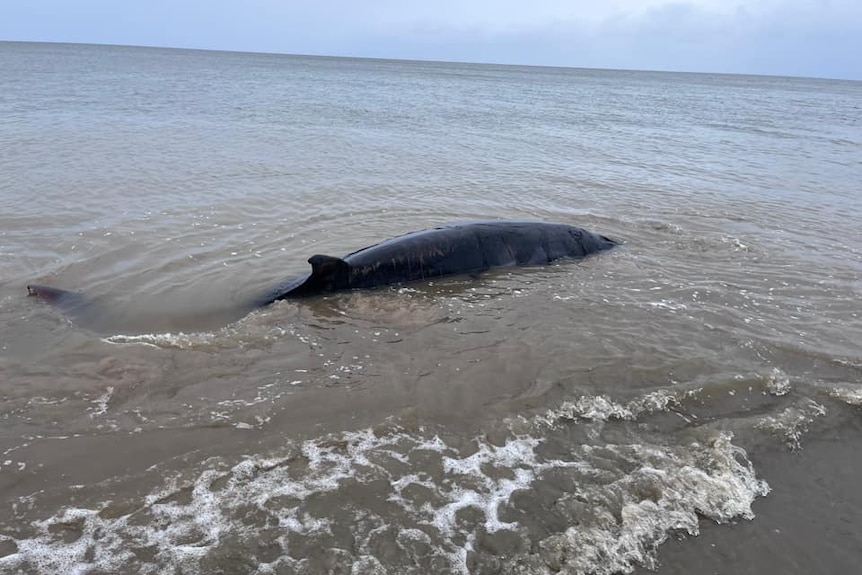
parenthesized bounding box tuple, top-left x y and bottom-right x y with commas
(1, 42, 861, 574)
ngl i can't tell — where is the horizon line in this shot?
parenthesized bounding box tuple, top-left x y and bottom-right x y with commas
(2, 39, 858, 83)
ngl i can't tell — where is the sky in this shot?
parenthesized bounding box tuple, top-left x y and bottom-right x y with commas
(2, 0, 860, 80)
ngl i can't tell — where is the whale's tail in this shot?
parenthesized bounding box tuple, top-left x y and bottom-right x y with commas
(27, 283, 260, 334)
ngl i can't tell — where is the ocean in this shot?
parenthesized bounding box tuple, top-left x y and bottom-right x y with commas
(0, 41, 860, 574)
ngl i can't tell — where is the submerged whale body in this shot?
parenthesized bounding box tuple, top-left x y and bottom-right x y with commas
(254, 220, 618, 305)
(28, 220, 619, 330)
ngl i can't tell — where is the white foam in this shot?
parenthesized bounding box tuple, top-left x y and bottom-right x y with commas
(828, 384, 862, 406)
(532, 433, 769, 574)
(105, 332, 217, 349)
(87, 386, 114, 418)
(647, 299, 688, 311)
(756, 398, 827, 449)
(10, 507, 133, 575)
(764, 367, 791, 396)
(2, 411, 769, 575)
(435, 437, 540, 534)
(543, 389, 682, 424)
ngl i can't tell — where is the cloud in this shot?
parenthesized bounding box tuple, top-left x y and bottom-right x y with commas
(363, 0, 781, 36)
(1, 0, 859, 79)
(358, 0, 861, 78)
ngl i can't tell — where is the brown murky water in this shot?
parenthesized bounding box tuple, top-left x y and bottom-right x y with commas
(1, 42, 860, 574)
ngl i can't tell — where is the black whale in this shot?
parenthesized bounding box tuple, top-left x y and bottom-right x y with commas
(28, 220, 618, 329)
(254, 220, 617, 304)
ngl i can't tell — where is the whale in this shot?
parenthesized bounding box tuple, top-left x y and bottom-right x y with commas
(27, 220, 618, 330)
(253, 220, 618, 304)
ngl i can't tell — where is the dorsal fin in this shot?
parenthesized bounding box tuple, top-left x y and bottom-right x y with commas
(308, 254, 347, 279)
(261, 255, 351, 302)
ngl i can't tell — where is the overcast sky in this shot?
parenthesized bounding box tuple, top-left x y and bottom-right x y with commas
(3, 0, 860, 80)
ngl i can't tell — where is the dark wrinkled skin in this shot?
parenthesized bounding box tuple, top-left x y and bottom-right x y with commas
(28, 220, 619, 330)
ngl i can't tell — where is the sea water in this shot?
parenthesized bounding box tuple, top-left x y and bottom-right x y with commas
(1, 42, 860, 574)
